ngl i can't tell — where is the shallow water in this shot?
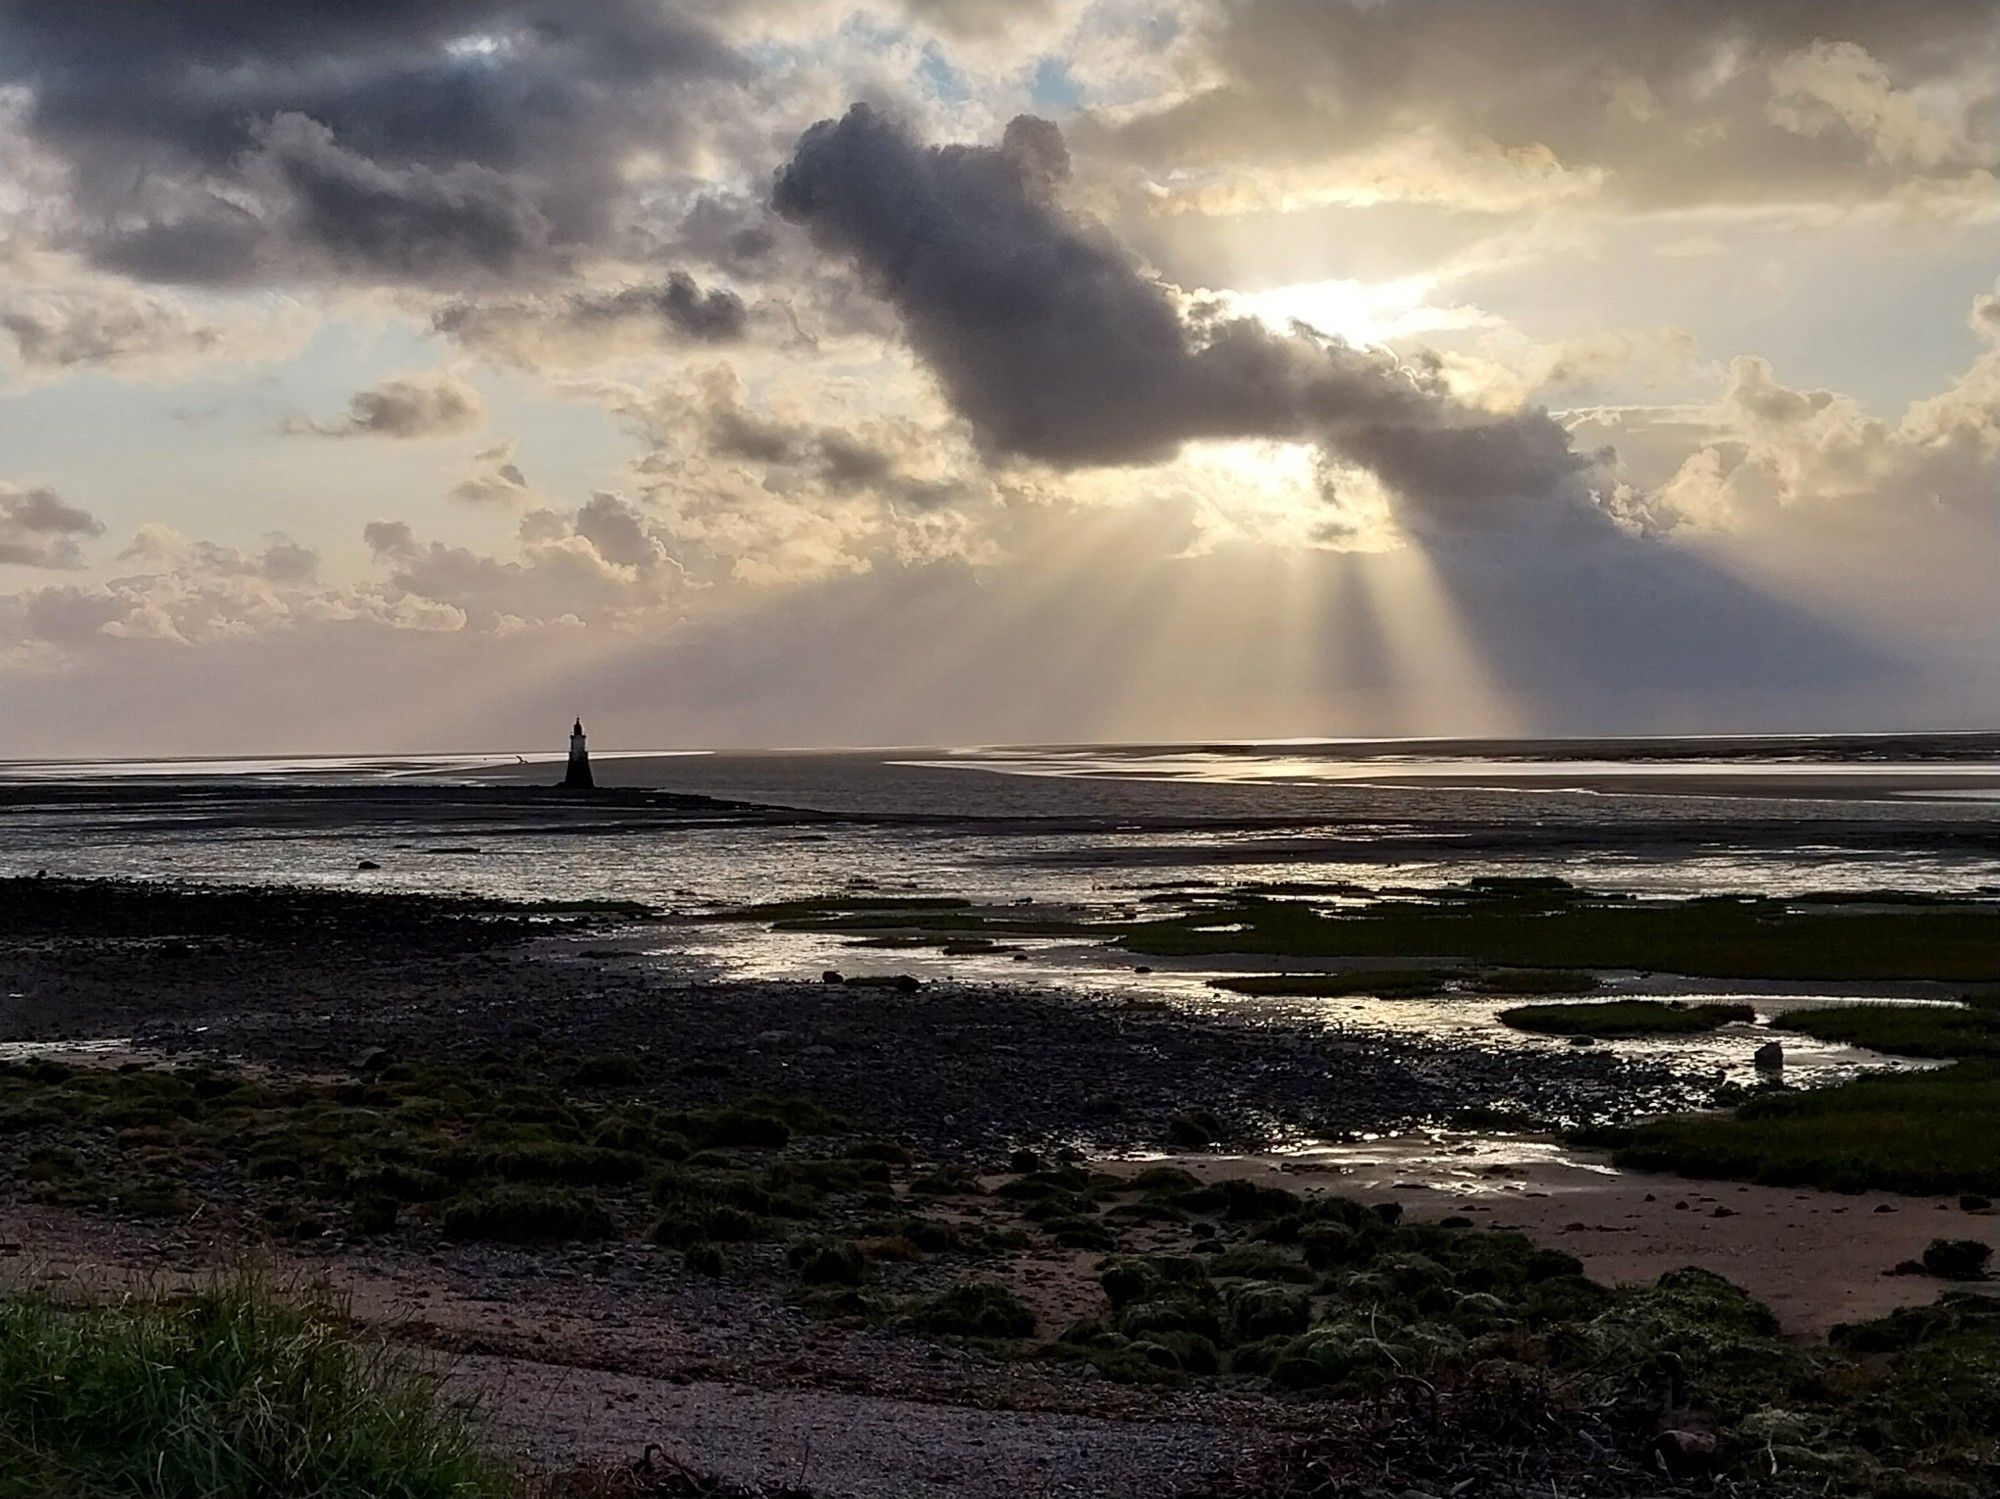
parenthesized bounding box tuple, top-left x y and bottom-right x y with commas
(3, 735, 1993, 1094)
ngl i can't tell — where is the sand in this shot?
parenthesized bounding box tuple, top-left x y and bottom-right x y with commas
(1101, 1135, 2000, 1336)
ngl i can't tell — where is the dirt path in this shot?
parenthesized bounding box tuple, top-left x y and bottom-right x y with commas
(1101, 1136, 2000, 1336)
(0, 1202, 1277, 1495)
(455, 1353, 1258, 1499)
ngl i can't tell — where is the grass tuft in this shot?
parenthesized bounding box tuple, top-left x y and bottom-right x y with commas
(0, 1279, 511, 1499)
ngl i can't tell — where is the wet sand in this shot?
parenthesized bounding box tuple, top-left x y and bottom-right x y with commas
(1102, 1137, 2000, 1336)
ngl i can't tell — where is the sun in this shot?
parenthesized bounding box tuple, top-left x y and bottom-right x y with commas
(1223, 274, 1480, 349)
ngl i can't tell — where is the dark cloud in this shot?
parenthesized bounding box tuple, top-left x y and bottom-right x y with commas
(774, 105, 1599, 533)
(0, 483, 103, 568)
(299, 372, 486, 440)
(435, 273, 748, 367)
(696, 376, 961, 507)
(363, 521, 420, 559)
(0, 0, 745, 286)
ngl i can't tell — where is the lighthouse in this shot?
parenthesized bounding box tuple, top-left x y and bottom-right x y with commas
(562, 717, 595, 790)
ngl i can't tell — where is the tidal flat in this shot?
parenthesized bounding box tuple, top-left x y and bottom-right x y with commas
(2, 874, 1997, 1497)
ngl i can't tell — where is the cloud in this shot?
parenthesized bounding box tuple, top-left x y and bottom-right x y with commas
(0, 0, 747, 287)
(243, 113, 563, 285)
(1627, 307, 1998, 534)
(120, 524, 322, 586)
(774, 105, 1606, 535)
(0, 270, 307, 385)
(0, 482, 102, 567)
(435, 273, 749, 369)
(298, 372, 486, 439)
(450, 440, 535, 506)
(1088, 0, 1999, 219)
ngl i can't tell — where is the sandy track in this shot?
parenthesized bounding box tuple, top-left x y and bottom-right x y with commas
(457, 1354, 1256, 1498)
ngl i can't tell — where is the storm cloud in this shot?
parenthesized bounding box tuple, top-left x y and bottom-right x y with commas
(774, 106, 1601, 533)
(0, 0, 745, 286)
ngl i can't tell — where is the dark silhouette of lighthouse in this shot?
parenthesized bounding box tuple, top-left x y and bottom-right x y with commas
(562, 717, 595, 790)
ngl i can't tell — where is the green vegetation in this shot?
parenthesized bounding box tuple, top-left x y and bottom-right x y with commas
(0, 874, 651, 945)
(717, 881, 2000, 985)
(1582, 984, 2000, 1197)
(1597, 1063, 2000, 1196)
(1772, 995, 2000, 1059)
(0, 1056, 856, 1248)
(1119, 885, 1999, 982)
(441, 1186, 615, 1244)
(0, 1281, 511, 1499)
(1499, 999, 1755, 1037)
(908, 1282, 1036, 1339)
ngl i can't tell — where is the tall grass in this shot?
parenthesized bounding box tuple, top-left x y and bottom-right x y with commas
(0, 1280, 513, 1499)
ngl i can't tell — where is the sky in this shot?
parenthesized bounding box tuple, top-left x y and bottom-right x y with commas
(0, 0, 1994, 757)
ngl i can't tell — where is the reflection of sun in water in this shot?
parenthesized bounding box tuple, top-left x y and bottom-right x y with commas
(1181, 440, 1401, 554)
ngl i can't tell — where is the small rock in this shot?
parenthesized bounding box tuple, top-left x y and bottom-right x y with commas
(349, 1045, 391, 1075)
(1922, 1238, 1993, 1280)
(356, 859, 382, 871)
(1873, 1202, 1896, 1214)
(1711, 1205, 1737, 1218)
(821, 970, 844, 984)
(1654, 1429, 1718, 1477)
(1754, 1039, 1784, 1073)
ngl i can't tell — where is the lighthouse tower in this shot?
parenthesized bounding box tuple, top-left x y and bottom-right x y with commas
(562, 717, 595, 790)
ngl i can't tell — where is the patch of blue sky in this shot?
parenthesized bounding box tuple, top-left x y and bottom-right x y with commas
(918, 43, 972, 105)
(1029, 56, 1082, 111)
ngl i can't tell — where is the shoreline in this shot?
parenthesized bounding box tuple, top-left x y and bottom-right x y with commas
(3, 873, 1995, 1496)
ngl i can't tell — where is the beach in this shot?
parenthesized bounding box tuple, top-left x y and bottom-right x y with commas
(2, 744, 1998, 1494)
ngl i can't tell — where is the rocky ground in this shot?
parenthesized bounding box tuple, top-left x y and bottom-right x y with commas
(0, 877, 1693, 1158)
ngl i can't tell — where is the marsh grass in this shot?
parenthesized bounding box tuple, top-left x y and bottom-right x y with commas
(1598, 1063, 2000, 1196)
(0, 1279, 510, 1499)
(0, 1058, 854, 1247)
(1499, 999, 1755, 1037)
(722, 884, 2000, 984)
(1771, 996, 2000, 1059)
(1119, 888, 2000, 982)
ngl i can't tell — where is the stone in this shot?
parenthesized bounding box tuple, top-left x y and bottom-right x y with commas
(1754, 1040, 1784, 1073)
(1653, 1429, 1718, 1476)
